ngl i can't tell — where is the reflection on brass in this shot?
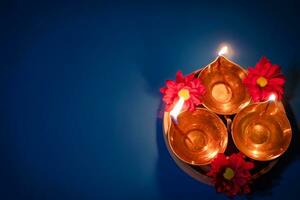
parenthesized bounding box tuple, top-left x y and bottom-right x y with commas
(232, 101, 292, 161)
(168, 108, 228, 165)
(199, 56, 251, 115)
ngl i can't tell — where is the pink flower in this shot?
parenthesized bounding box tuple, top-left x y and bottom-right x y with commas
(243, 56, 285, 102)
(207, 153, 254, 197)
(160, 71, 205, 112)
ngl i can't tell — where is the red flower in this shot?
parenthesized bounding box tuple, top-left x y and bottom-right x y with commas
(160, 71, 205, 112)
(207, 153, 254, 197)
(243, 56, 285, 102)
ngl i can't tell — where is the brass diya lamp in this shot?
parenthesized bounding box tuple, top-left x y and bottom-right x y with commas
(232, 95, 292, 161)
(199, 55, 251, 115)
(166, 108, 228, 165)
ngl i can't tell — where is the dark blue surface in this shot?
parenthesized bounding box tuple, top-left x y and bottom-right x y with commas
(1, 1, 300, 199)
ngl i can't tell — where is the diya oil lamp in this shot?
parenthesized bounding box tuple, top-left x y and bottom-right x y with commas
(232, 94, 292, 161)
(198, 46, 251, 115)
(162, 47, 238, 165)
(167, 107, 228, 165)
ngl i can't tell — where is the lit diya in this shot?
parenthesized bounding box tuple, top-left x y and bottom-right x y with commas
(160, 45, 293, 197)
(199, 48, 251, 115)
(160, 70, 227, 165)
(232, 94, 292, 161)
(167, 108, 228, 165)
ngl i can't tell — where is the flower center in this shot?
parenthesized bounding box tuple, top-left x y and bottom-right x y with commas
(223, 167, 235, 180)
(178, 89, 190, 100)
(256, 76, 268, 87)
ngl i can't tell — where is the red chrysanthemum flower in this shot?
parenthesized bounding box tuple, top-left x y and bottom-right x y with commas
(243, 56, 285, 102)
(207, 153, 254, 197)
(160, 70, 206, 112)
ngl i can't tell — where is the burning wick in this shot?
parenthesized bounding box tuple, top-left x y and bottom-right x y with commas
(170, 89, 190, 124)
(215, 45, 230, 95)
(260, 93, 277, 117)
(268, 93, 276, 101)
(218, 46, 228, 56)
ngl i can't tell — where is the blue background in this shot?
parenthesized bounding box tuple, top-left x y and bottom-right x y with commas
(1, 0, 300, 199)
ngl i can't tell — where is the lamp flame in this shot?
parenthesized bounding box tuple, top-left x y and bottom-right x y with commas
(218, 46, 228, 56)
(170, 97, 185, 124)
(268, 93, 276, 101)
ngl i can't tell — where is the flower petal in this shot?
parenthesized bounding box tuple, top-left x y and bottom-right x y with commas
(268, 77, 285, 86)
(207, 153, 254, 197)
(243, 56, 285, 102)
(265, 64, 281, 78)
(175, 70, 184, 82)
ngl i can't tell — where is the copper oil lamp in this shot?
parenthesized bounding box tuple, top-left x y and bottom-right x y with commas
(198, 46, 251, 115)
(164, 91, 228, 165)
(232, 94, 292, 161)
